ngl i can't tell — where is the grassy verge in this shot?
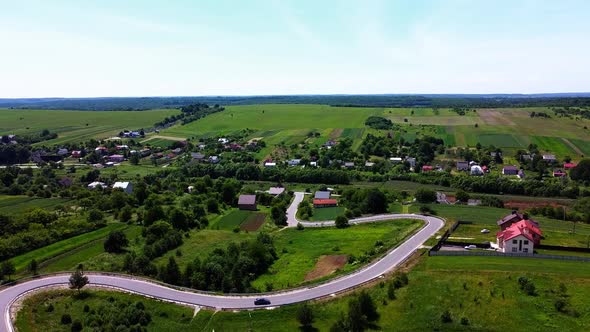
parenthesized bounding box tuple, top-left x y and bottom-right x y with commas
(11, 223, 127, 273)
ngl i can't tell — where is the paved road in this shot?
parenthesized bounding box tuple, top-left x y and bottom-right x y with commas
(1, 193, 443, 332)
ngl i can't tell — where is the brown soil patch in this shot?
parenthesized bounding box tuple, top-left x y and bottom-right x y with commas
(479, 110, 516, 126)
(328, 128, 344, 139)
(305, 255, 348, 281)
(504, 201, 565, 209)
(240, 213, 266, 231)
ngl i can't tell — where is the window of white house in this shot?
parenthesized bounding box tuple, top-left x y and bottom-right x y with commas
(523, 248, 529, 253)
(512, 240, 517, 244)
(524, 240, 529, 245)
(512, 247, 517, 252)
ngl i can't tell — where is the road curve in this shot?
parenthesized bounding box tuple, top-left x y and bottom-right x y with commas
(1, 193, 443, 332)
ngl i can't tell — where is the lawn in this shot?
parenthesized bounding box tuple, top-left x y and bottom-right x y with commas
(0, 195, 72, 215)
(251, 219, 422, 291)
(412, 204, 590, 247)
(0, 108, 180, 145)
(15, 289, 204, 332)
(10, 223, 128, 274)
(310, 206, 345, 221)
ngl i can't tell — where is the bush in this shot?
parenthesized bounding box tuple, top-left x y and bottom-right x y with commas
(460, 317, 470, 325)
(61, 314, 72, 324)
(415, 188, 437, 203)
(335, 215, 349, 228)
(296, 223, 304, 230)
(71, 320, 83, 332)
(441, 310, 453, 323)
(46, 303, 54, 312)
(83, 304, 90, 313)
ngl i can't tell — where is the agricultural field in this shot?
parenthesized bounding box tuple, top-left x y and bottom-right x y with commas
(0, 195, 72, 215)
(212, 209, 267, 231)
(156, 104, 590, 159)
(0, 108, 180, 145)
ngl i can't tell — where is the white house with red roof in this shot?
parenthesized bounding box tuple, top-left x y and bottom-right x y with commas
(496, 220, 542, 254)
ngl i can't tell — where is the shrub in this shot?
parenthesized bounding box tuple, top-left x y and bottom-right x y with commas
(296, 223, 304, 230)
(83, 304, 90, 313)
(46, 304, 54, 312)
(441, 310, 453, 323)
(335, 215, 349, 228)
(460, 317, 470, 325)
(71, 320, 83, 332)
(61, 314, 72, 324)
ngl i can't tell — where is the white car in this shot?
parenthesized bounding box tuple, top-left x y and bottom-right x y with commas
(481, 229, 490, 234)
(464, 245, 477, 250)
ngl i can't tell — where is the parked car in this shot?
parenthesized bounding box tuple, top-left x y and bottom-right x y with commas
(481, 229, 490, 234)
(464, 245, 477, 250)
(254, 298, 271, 305)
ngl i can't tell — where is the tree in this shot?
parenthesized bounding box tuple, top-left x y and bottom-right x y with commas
(119, 205, 133, 223)
(571, 159, 590, 182)
(347, 297, 369, 332)
(296, 303, 315, 328)
(29, 259, 38, 275)
(335, 215, 349, 228)
(87, 209, 104, 223)
(455, 190, 470, 203)
(129, 153, 140, 165)
(168, 207, 189, 230)
(365, 189, 387, 214)
(414, 188, 437, 203)
(358, 291, 379, 322)
(104, 230, 129, 253)
(162, 256, 181, 285)
(69, 268, 89, 293)
(1, 261, 15, 280)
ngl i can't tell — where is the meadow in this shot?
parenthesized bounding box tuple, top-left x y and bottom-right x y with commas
(19, 255, 590, 332)
(0, 108, 180, 145)
(0, 195, 71, 215)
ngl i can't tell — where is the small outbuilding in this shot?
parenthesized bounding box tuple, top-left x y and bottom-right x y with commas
(314, 191, 331, 199)
(238, 194, 257, 210)
(113, 181, 133, 194)
(313, 199, 338, 208)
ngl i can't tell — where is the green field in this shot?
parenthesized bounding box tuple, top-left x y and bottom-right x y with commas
(310, 206, 345, 221)
(0, 108, 180, 145)
(10, 223, 128, 273)
(251, 219, 422, 290)
(0, 195, 72, 215)
(214, 209, 255, 230)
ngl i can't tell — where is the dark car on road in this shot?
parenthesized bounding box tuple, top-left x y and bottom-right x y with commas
(254, 298, 271, 305)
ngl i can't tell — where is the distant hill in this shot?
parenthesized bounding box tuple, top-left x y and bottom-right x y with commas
(1, 93, 590, 110)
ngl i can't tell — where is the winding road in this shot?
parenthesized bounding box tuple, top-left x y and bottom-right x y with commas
(1, 192, 444, 332)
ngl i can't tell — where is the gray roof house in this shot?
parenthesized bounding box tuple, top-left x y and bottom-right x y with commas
(238, 194, 257, 210)
(457, 161, 469, 171)
(314, 191, 331, 199)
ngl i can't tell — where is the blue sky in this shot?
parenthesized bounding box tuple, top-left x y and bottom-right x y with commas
(1, 0, 589, 97)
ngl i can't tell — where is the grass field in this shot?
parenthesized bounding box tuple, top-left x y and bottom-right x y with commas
(0, 108, 179, 145)
(10, 223, 128, 274)
(251, 219, 422, 290)
(310, 206, 345, 221)
(0, 195, 72, 215)
(214, 209, 256, 230)
(15, 289, 203, 332)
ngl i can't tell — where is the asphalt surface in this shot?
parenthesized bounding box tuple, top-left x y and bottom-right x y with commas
(1, 192, 444, 332)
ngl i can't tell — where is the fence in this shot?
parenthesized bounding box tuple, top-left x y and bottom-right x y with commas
(429, 250, 590, 262)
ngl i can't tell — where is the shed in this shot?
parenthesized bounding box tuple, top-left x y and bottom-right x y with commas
(314, 191, 331, 199)
(238, 194, 257, 210)
(113, 181, 133, 194)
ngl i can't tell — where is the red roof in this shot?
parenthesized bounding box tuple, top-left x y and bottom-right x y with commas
(497, 219, 542, 242)
(564, 163, 577, 169)
(313, 199, 338, 205)
(422, 165, 433, 171)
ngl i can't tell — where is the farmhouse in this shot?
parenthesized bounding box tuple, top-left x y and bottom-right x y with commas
(268, 187, 285, 196)
(564, 163, 577, 169)
(542, 154, 557, 162)
(496, 220, 542, 253)
(113, 181, 133, 194)
(470, 165, 484, 176)
(314, 191, 331, 200)
(190, 152, 205, 161)
(502, 165, 519, 175)
(456, 161, 469, 171)
(57, 148, 69, 156)
(238, 194, 257, 210)
(116, 145, 129, 150)
(389, 157, 403, 163)
(343, 162, 355, 168)
(313, 199, 338, 208)
(422, 165, 433, 172)
(95, 146, 108, 154)
(208, 156, 219, 164)
(497, 211, 539, 230)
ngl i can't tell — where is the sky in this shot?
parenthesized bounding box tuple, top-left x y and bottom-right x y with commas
(0, 0, 589, 97)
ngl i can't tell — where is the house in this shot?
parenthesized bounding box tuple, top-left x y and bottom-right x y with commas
(95, 146, 108, 154)
(218, 138, 229, 144)
(88, 181, 106, 189)
(105, 162, 116, 167)
(288, 159, 301, 166)
(365, 161, 375, 168)
(71, 150, 82, 158)
(314, 191, 331, 200)
(490, 151, 502, 158)
(497, 211, 539, 230)
(191, 152, 205, 161)
(553, 169, 567, 177)
(405, 157, 416, 169)
(422, 165, 433, 172)
(116, 145, 129, 150)
(309, 161, 318, 167)
(542, 154, 557, 162)
(344, 162, 355, 168)
(520, 154, 534, 161)
(113, 181, 133, 194)
(564, 163, 577, 170)
(208, 156, 219, 164)
(457, 161, 469, 171)
(467, 199, 481, 206)
(264, 162, 277, 167)
(268, 187, 285, 196)
(139, 148, 152, 157)
(172, 148, 182, 154)
(238, 194, 257, 210)
(323, 140, 337, 148)
(108, 154, 125, 162)
(313, 199, 338, 208)
(57, 148, 69, 156)
(470, 165, 484, 176)
(496, 220, 542, 253)
(502, 165, 519, 176)
(518, 169, 526, 179)
(389, 157, 403, 163)
(130, 131, 141, 138)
